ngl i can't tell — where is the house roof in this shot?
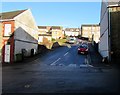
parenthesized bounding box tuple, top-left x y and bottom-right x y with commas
(51, 26, 62, 30)
(65, 28, 80, 32)
(38, 34, 52, 36)
(81, 24, 100, 27)
(0, 9, 27, 20)
(38, 26, 47, 29)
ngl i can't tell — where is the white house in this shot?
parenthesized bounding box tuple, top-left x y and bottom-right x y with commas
(0, 9, 38, 63)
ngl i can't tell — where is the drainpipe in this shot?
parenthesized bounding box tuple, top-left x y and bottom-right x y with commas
(108, 7, 111, 62)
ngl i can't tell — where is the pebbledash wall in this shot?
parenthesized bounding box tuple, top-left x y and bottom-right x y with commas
(1, 9, 38, 63)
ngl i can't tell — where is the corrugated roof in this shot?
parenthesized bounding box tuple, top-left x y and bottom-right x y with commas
(0, 9, 27, 20)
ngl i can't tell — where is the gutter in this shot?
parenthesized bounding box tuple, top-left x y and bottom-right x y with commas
(0, 19, 14, 22)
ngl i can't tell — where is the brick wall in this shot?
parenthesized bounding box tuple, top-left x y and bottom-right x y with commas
(0, 23, 2, 63)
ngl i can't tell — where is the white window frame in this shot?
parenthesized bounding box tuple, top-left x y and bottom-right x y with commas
(4, 24, 12, 36)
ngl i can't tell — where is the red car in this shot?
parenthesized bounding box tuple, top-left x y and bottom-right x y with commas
(78, 44, 88, 54)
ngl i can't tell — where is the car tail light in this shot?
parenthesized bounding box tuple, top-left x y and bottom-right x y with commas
(78, 48, 80, 50)
(85, 49, 88, 51)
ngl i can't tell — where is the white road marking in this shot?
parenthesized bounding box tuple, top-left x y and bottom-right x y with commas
(64, 52, 69, 56)
(51, 58, 61, 66)
(79, 64, 93, 67)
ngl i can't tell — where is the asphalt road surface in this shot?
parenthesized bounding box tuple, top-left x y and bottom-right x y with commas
(2, 43, 120, 94)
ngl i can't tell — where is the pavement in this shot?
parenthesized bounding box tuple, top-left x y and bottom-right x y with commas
(89, 43, 120, 69)
(88, 43, 104, 67)
(2, 47, 50, 67)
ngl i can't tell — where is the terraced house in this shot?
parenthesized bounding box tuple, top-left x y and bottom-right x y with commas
(0, 9, 38, 63)
(64, 28, 80, 37)
(51, 26, 64, 39)
(38, 26, 52, 44)
(81, 24, 100, 43)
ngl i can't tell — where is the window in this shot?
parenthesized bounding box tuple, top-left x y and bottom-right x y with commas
(4, 24, 12, 36)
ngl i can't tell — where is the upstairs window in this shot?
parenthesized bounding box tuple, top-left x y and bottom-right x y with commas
(4, 24, 12, 36)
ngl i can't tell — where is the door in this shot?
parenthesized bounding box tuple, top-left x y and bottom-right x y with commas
(4, 45, 10, 63)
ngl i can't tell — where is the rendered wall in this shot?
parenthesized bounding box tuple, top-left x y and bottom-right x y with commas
(99, 0, 109, 58)
(14, 9, 38, 60)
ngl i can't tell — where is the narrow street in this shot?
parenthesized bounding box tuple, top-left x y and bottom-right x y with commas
(2, 42, 120, 94)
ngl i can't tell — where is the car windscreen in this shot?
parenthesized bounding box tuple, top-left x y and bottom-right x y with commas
(79, 45, 88, 49)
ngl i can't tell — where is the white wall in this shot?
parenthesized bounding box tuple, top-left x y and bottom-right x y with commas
(99, 0, 109, 58)
(14, 40, 37, 57)
(99, 30, 109, 57)
(38, 29, 48, 34)
(14, 9, 38, 60)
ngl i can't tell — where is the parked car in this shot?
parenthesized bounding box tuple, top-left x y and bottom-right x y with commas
(68, 37, 76, 44)
(78, 44, 89, 54)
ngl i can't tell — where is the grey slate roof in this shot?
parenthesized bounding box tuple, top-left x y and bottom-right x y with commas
(0, 9, 27, 20)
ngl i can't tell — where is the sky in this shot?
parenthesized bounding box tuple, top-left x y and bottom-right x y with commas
(1, 2, 101, 28)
